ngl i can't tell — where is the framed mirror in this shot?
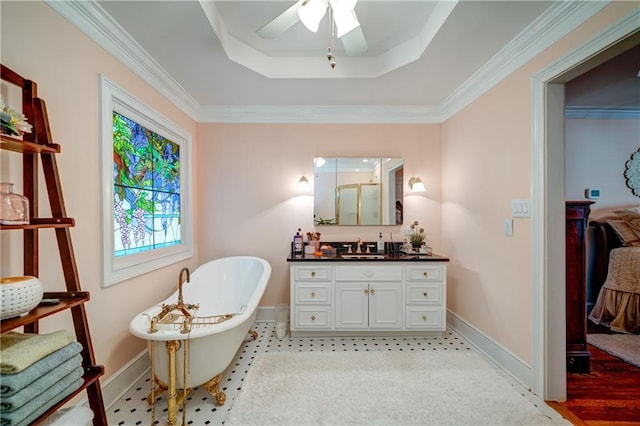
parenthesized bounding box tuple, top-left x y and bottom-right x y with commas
(313, 157, 404, 226)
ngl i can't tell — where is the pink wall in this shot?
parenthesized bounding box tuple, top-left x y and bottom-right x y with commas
(441, 2, 638, 362)
(0, 2, 199, 377)
(195, 123, 442, 306)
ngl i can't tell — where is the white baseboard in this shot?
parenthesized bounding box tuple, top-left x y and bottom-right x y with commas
(446, 310, 533, 389)
(72, 349, 150, 411)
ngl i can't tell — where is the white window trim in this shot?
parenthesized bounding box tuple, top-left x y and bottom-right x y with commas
(99, 75, 193, 287)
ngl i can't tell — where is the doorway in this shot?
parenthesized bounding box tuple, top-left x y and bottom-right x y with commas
(532, 17, 640, 400)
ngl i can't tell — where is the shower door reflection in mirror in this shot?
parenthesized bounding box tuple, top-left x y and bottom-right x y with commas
(314, 157, 403, 226)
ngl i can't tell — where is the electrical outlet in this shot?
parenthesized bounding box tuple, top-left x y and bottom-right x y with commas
(403, 228, 413, 236)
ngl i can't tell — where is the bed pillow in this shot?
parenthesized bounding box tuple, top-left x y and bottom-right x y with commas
(613, 208, 640, 233)
(607, 219, 640, 247)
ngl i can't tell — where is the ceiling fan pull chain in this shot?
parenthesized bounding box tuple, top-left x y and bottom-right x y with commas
(327, 5, 336, 69)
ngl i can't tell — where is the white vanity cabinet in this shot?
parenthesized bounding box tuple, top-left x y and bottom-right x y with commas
(334, 265, 403, 329)
(289, 259, 447, 337)
(291, 265, 333, 329)
(404, 264, 446, 330)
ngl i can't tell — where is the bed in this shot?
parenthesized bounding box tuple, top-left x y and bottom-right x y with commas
(587, 208, 640, 334)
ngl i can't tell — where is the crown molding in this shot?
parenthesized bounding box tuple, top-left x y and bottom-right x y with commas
(47, 0, 616, 124)
(196, 105, 443, 124)
(565, 106, 640, 119)
(439, 1, 610, 121)
(45, 0, 201, 120)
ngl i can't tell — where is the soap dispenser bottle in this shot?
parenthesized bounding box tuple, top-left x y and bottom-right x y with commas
(293, 228, 303, 255)
(377, 232, 384, 253)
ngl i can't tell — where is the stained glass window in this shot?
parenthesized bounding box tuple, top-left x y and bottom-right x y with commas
(101, 76, 192, 287)
(112, 112, 181, 256)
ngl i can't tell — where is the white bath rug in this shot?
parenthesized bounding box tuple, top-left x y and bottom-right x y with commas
(587, 333, 640, 368)
(226, 350, 567, 425)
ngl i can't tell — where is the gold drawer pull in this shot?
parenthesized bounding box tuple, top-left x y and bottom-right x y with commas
(364, 289, 369, 295)
(423, 292, 428, 297)
(311, 271, 316, 277)
(423, 271, 428, 277)
(370, 289, 375, 295)
(422, 315, 428, 321)
(311, 315, 316, 321)
(311, 291, 316, 298)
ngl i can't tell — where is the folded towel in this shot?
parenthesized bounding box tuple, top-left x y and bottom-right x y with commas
(0, 342, 83, 397)
(15, 375, 84, 426)
(0, 353, 82, 412)
(0, 331, 74, 373)
(41, 406, 94, 426)
(0, 367, 84, 426)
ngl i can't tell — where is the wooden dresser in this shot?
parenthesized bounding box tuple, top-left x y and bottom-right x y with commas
(565, 200, 594, 373)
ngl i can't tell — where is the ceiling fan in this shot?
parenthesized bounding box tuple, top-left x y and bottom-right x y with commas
(256, 0, 368, 58)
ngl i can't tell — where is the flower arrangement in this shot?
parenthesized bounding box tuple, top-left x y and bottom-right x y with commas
(1, 103, 33, 136)
(306, 231, 321, 242)
(409, 220, 426, 246)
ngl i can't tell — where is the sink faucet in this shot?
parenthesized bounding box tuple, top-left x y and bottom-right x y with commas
(356, 238, 362, 253)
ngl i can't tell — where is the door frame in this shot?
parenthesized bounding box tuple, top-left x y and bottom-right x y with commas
(531, 11, 640, 400)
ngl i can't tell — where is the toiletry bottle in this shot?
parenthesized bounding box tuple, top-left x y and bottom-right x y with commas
(377, 232, 384, 253)
(293, 228, 303, 255)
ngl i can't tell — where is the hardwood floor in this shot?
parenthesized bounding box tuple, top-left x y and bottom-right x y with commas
(548, 344, 640, 425)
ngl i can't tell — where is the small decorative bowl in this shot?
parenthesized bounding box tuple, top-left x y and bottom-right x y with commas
(1, 276, 44, 320)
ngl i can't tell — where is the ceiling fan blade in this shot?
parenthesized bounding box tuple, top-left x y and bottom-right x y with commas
(341, 25, 367, 56)
(256, 1, 304, 39)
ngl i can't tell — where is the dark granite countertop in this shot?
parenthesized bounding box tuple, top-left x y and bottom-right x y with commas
(287, 253, 450, 262)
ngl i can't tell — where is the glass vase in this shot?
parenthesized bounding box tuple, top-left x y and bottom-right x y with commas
(0, 182, 29, 225)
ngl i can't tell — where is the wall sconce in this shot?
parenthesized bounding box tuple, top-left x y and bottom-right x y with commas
(298, 176, 311, 191)
(408, 177, 426, 192)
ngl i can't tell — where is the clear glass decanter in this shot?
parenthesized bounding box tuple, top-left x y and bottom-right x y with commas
(0, 182, 29, 225)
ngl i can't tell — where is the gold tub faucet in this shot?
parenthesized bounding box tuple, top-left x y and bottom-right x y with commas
(178, 267, 190, 305)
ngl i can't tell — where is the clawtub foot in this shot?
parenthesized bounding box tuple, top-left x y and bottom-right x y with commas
(248, 330, 258, 340)
(204, 374, 226, 406)
(176, 388, 192, 407)
(146, 376, 168, 404)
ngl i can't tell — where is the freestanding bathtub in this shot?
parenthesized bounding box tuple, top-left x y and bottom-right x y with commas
(129, 256, 271, 406)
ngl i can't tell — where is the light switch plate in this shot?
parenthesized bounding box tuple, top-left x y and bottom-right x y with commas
(511, 199, 531, 218)
(504, 219, 513, 236)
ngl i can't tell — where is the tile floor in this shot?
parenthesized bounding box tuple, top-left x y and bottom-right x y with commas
(107, 322, 563, 425)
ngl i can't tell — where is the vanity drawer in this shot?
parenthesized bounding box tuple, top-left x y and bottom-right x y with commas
(294, 266, 332, 281)
(405, 307, 443, 329)
(294, 306, 331, 329)
(405, 265, 444, 282)
(405, 284, 442, 304)
(296, 284, 331, 304)
(335, 265, 402, 282)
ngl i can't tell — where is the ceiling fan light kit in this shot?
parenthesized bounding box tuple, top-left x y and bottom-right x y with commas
(298, 0, 327, 32)
(259, 0, 363, 69)
(298, 0, 360, 37)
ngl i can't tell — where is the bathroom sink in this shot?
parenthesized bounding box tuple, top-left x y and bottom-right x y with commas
(339, 254, 385, 259)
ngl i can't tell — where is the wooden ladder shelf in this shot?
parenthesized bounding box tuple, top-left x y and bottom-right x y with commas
(1, 64, 107, 425)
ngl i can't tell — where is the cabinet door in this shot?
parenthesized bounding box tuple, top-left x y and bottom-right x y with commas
(335, 282, 368, 328)
(369, 283, 403, 329)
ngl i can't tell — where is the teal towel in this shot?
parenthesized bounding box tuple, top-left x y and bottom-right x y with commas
(0, 353, 82, 412)
(0, 367, 83, 426)
(0, 341, 82, 396)
(0, 331, 74, 373)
